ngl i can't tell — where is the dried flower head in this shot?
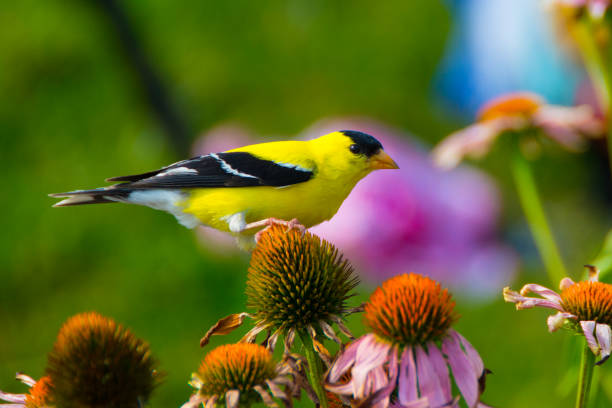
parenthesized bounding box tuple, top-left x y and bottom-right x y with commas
(183, 343, 295, 408)
(200, 226, 360, 361)
(432, 91, 603, 169)
(247, 225, 358, 331)
(365, 273, 458, 346)
(327, 274, 490, 408)
(0, 374, 54, 408)
(504, 266, 612, 364)
(46, 312, 160, 408)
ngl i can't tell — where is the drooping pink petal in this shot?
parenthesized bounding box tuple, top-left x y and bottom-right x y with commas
(580, 320, 600, 355)
(391, 398, 430, 408)
(327, 335, 366, 382)
(426, 342, 452, 403)
(503, 287, 565, 312)
(352, 334, 392, 398)
(559, 278, 576, 290)
(398, 347, 419, 406)
(14, 375, 35, 388)
(371, 346, 399, 407)
(0, 391, 26, 404)
(595, 323, 611, 365)
(325, 381, 355, 395)
(180, 393, 204, 408)
(519, 284, 563, 303)
(546, 312, 577, 332)
(442, 334, 478, 408)
(452, 331, 484, 377)
(225, 389, 240, 408)
(415, 345, 446, 407)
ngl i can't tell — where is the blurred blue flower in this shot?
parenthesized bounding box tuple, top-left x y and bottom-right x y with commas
(436, 0, 580, 117)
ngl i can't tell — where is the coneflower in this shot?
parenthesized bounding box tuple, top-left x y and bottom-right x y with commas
(46, 312, 161, 408)
(182, 343, 295, 408)
(0, 374, 54, 408)
(504, 266, 612, 408)
(326, 273, 491, 408)
(200, 225, 361, 407)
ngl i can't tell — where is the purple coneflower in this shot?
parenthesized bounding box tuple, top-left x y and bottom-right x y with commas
(182, 343, 296, 408)
(432, 91, 603, 169)
(504, 266, 612, 365)
(326, 273, 491, 408)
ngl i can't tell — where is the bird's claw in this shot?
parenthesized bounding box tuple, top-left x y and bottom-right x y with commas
(248, 217, 306, 242)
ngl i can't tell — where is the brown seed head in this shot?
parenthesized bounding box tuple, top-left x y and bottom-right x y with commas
(46, 312, 160, 408)
(196, 343, 277, 401)
(247, 225, 359, 332)
(364, 273, 458, 346)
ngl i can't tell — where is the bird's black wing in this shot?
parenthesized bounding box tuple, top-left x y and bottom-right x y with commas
(107, 152, 314, 188)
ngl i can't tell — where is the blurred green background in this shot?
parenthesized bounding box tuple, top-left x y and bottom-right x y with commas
(2, 1, 612, 407)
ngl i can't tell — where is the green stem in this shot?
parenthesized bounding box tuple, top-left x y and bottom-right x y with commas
(298, 330, 328, 408)
(511, 151, 567, 284)
(575, 343, 596, 408)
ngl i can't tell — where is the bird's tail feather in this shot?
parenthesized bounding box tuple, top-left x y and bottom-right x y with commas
(49, 187, 132, 207)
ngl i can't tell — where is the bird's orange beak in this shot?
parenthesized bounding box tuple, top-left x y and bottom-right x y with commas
(370, 149, 399, 170)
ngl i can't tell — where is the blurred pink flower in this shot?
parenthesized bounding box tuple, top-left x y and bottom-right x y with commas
(305, 118, 517, 299)
(432, 92, 603, 169)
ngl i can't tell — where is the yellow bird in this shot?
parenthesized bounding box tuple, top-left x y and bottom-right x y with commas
(50, 130, 398, 247)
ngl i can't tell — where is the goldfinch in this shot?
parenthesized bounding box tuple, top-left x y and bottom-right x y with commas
(50, 130, 398, 247)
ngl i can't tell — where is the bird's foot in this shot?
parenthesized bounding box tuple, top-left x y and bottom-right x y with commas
(244, 217, 306, 242)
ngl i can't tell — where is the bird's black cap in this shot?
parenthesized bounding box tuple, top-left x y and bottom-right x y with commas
(341, 130, 383, 157)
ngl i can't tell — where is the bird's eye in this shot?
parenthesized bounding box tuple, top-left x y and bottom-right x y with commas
(349, 144, 362, 155)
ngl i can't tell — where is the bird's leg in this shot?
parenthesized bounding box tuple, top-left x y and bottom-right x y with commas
(243, 217, 306, 242)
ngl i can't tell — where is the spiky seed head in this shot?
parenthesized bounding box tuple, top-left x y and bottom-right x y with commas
(364, 273, 458, 346)
(561, 281, 612, 325)
(246, 226, 359, 332)
(477, 92, 542, 122)
(25, 376, 53, 408)
(196, 343, 277, 403)
(46, 312, 160, 408)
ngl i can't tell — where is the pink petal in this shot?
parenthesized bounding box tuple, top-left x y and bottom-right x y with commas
(370, 346, 400, 408)
(426, 342, 452, 403)
(595, 323, 611, 365)
(580, 321, 600, 355)
(559, 278, 576, 290)
(519, 284, 562, 303)
(0, 391, 26, 404)
(502, 287, 564, 311)
(415, 345, 446, 407)
(546, 312, 577, 332)
(327, 335, 366, 382)
(398, 347, 418, 405)
(352, 334, 392, 399)
(452, 331, 484, 377)
(14, 375, 35, 388)
(442, 334, 478, 408)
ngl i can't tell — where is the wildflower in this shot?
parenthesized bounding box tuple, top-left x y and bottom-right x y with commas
(326, 273, 490, 408)
(182, 343, 295, 408)
(46, 312, 161, 408)
(504, 265, 612, 364)
(307, 118, 516, 299)
(201, 225, 360, 361)
(432, 92, 603, 169)
(0, 374, 54, 408)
